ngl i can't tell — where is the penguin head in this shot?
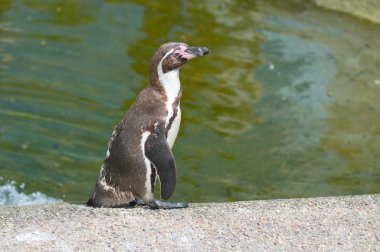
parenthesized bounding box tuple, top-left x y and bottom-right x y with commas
(150, 42, 209, 76)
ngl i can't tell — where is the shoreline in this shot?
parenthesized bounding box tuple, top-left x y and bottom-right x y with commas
(312, 0, 380, 24)
(1, 194, 379, 251)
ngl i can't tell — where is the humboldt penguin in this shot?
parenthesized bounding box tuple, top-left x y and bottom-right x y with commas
(87, 42, 209, 209)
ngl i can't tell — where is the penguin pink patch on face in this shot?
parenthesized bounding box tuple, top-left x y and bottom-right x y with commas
(176, 45, 196, 60)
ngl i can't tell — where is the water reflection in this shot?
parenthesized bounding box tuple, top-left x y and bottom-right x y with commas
(0, 0, 145, 200)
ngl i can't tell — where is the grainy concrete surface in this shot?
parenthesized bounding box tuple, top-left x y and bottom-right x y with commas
(0, 195, 379, 251)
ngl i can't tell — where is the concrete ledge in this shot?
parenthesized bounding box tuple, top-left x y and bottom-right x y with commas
(0, 195, 379, 251)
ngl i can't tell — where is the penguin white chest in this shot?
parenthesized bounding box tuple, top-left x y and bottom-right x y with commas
(157, 55, 182, 149)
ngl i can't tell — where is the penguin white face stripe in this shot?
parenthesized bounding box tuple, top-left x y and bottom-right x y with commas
(140, 131, 153, 201)
(157, 49, 181, 127)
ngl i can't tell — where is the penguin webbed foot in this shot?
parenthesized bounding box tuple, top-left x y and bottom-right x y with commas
(149, 200, 189, 209)
(129, 198, 188, 209)
(129, 198, 145, 206)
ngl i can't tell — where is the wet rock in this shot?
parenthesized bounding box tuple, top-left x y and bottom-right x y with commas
(313, 0, 380, 24)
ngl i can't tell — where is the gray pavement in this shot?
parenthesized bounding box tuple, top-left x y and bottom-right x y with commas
(0, 194, 379, 251)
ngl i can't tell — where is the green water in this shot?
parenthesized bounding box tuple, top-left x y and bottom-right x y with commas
(1, 0, 379, 203)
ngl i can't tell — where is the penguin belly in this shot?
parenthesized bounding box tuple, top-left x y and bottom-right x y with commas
(166, 107, 181, 149)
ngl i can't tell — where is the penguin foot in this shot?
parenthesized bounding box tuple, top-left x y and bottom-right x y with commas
(129, 198, 145, 206)
(148, 200, 189, 209)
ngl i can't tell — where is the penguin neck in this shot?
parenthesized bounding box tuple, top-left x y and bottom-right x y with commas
(158, 69, 181, 101)
(151, 58, 181, 106)
(150, 58, 181, 126)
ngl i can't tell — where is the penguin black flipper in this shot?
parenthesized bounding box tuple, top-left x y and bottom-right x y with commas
(145, 123, 176, 200)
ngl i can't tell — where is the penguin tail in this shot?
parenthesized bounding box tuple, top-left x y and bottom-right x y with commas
(86, 197, 94, 206)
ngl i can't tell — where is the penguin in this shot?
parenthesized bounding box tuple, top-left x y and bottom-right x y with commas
(87, 42, 209, 209)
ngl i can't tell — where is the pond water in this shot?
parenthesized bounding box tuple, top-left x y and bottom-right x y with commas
(1, 0, 379, 205)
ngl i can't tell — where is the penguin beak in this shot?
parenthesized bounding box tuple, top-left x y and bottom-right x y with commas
(184, 46, 209, 58)
(177, 45, 209, 60)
